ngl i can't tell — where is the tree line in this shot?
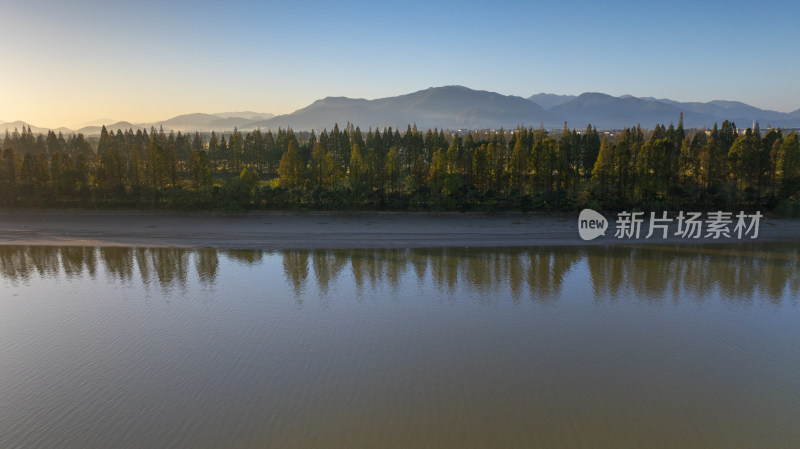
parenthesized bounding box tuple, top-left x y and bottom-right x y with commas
(1, 116, 799, 214)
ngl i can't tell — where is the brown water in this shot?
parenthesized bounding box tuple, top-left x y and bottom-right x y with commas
(1, 244, 799, 448)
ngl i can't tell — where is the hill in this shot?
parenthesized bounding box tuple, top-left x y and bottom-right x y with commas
(253, 86, 560, 131)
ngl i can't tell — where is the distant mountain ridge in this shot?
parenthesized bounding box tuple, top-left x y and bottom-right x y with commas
(213, 111, 275, 120)
(251, 86, 558, 131)
(527, 93, 576, 109)
(2, 86, 798, 135)
(0, 120, 74, 136)
(252, 87, 800, 130)
(549, 93, 706, 129)
(0, 113, 277, 136)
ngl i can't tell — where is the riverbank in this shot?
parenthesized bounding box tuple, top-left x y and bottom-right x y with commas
(0, 211, 798, 249)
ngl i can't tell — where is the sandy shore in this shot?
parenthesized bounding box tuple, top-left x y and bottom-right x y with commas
(0, 211, 798, 249)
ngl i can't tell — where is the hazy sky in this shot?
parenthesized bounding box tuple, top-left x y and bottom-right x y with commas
(1, 0, 798, 128)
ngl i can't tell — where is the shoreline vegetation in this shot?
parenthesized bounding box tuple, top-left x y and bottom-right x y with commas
(0, 118, 799, 217)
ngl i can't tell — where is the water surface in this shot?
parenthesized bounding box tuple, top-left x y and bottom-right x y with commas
(1, 244, 799, 448)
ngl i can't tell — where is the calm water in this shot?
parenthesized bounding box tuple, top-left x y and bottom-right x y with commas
(1, 244, 799, 449)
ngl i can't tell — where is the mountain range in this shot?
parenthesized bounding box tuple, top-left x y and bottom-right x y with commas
(3, 87, 799, 135)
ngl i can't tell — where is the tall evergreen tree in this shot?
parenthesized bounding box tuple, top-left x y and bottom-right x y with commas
(278, 141, 305, 191)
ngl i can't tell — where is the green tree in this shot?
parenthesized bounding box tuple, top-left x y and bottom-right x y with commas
(777, 131, 800, 196)
(230, 127, 244, 174)
(364, 147, 380, 189)
(20, 153, 33, 182)
(190, 149, 213, 189)
(348, 143, 365, 183)
(33, 153, 50, 186)
(486, 143, 499, 191)
(309, 141, 335, 189)
(508, 137, 528, 192)
(410, 154, 427, 191)
(581, 125, 601, 178)
(147, 138, 169, 190)
(613, 129, 634, 203)
(531, 137, 556, 191)
(472, 144, 489, 193)
(3, 149, 17, 183)
(208, 131, 221, 171)
(679, 133, 703, 188)
(557, 123, 578, 191)
(239, 168, 258, 193)
(728, 133, 760, 191)
(278, 141, 305, 191)
(384, 146, 401, 192)
(429, 148, 446, 191)
(129, 144, 144, 188)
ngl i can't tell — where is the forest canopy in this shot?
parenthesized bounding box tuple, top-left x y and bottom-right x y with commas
(1, 117, 799, 215)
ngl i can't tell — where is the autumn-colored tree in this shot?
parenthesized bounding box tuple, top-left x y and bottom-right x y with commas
(348, 143, 365, 184)
(591, 137, 615, 202)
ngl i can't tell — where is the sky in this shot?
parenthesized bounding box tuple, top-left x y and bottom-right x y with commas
(1, 0, 798, 128)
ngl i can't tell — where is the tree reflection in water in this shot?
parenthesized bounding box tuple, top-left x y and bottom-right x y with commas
(0, 244, 797, 304)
